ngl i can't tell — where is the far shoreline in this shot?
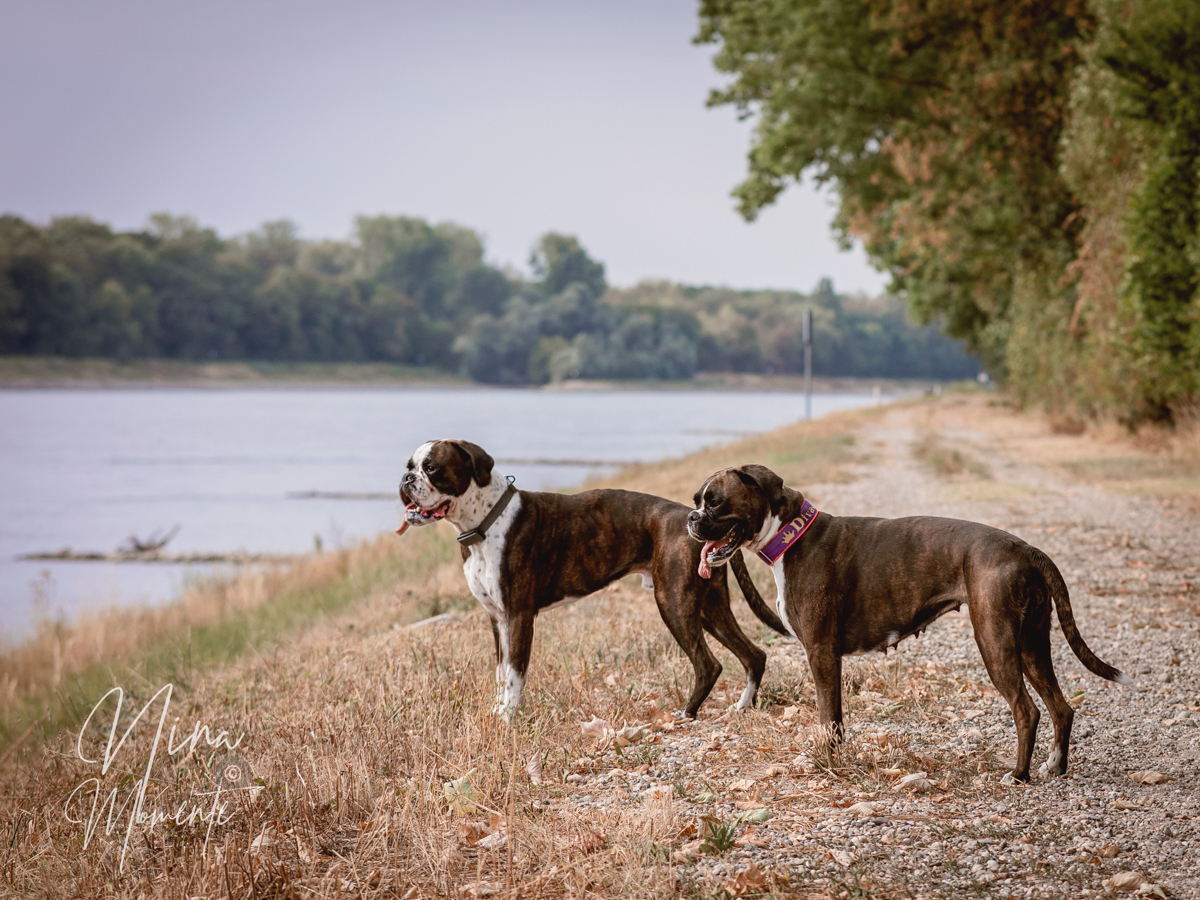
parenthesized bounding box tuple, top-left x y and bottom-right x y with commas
(0, 355, 960, 394)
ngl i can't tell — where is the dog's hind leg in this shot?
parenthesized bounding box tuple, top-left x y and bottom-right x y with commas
(1021, 602, 1074, 777)
(970, 588, 1039, 783)
(806, 645, 845, 745)
(699, 586, 767, 712)
(654, 588, 722, 718)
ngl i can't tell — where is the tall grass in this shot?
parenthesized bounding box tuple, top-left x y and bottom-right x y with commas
(0, 401, 1036, 899)
(0, 526, 462, 746)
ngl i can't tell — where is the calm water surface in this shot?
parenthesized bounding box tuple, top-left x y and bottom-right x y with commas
(0, 388, 883, 637)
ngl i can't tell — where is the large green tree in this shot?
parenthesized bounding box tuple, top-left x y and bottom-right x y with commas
(697, 0, 1093, 377)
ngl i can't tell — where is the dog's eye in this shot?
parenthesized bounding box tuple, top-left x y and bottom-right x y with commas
(703, 492, 714, 506)
(424, 463, 437, 474)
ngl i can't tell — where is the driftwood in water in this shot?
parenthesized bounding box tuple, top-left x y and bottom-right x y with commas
(18, 548, 296, 564)
(117, 524, 181, 553)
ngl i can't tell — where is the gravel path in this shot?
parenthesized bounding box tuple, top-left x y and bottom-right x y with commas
(560, 400, 1200, 898)
(804, 402, 1200, 897)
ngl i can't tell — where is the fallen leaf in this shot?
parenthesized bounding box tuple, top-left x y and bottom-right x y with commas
(829, 848, 856, 866)
(476, 829, 507, 851)
(464, 881, 502, 897)
(457, 820, 490, 846)
(1112, 799, 1138, 810)
(846, 801, 880, 817)
(443, 770, 479, 815)
(671, 839, 704, 863)
(735, 798, 763, 810)
(604, 673, 618, 687)
(645, 784, 673, 801)
(576, 830, 605, 853)
(1104, 871, 1146, 892)
(1099, 843, 1120, 859)
(781, 706, 800, 721)
(295, 834, 321, 864)
(526, 754, 543, 786)
(962, 709, 987, 719)
(1068, 693, 1086, 709)
(725, 861, 768, 896)
(734, 827, 769, 849)
(1128, 770, 1173, 785)
(729, 778, 757, 793)
(879, 767, 904, 777)
(250, 824, 278, 857)
(737, 808, 775, 824)
(650, 708, 676, 731)
(677, 821, 698, 840)
(765, 765, 787, 777)
(896, 772, 932, 792)
(580, 716, 614, 748)
(615, 723, 648, 747)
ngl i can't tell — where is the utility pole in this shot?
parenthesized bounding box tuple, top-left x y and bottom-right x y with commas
(803, 307, 813, 422)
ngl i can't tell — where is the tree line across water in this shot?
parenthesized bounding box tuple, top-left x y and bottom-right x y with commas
(698, 0, 1200, 424)
(0, 213, 978, 384)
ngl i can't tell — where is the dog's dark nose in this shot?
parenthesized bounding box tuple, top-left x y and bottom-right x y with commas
(687, 509, 703, 526)
(401, 472, 415, 488)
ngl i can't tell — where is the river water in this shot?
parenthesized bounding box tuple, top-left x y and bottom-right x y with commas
(0, 387, 884, 638)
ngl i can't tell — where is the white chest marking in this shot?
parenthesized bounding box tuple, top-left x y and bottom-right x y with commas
(462, 493, 522, 623)
(770, 560, 799, 640)
(747, 514, 782, 555)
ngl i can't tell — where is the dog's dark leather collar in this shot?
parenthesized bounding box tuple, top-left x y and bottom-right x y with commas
(457, 477, 517, 547)
(756, 500, 818, 565)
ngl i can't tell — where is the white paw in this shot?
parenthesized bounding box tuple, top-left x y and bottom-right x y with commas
(1039, 749, 1064, 777)
(999, 772, 1018, 786)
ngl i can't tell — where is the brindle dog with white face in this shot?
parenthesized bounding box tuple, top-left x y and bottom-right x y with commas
(686, 464, 1132, 783)
(397, 440, 790, 719)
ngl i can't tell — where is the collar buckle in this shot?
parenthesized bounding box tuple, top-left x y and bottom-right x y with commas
(456, 479, 517, 547)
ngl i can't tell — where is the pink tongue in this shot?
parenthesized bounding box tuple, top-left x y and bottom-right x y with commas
(393, 520, 410, 537)
(698, 541, 719, 579)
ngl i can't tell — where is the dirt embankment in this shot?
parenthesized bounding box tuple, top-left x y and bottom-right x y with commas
(2, 394, 1198, 899)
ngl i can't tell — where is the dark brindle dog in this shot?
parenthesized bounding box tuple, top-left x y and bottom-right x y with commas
(395, 440, 788, 719)
(686, 464, 1131, 782)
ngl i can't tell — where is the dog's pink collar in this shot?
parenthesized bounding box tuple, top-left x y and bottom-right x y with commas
(755, 500, 818, 566)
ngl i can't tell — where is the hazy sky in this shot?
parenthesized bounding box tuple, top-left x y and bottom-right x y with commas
(0, 1, 887, 293)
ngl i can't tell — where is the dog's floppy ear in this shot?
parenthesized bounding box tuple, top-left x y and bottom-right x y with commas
(736, 464, 784, 513)
(450, 440, 494, 487)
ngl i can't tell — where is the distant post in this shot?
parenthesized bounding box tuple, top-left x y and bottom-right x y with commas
(803, 308, 813, 422)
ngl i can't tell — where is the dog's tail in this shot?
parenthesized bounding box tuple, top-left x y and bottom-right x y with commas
(1030, 547, 1133, 685)
(730, 551, 790, 636)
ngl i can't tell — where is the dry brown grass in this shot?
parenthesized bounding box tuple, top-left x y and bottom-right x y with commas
(1, 402, 1018, 900)
(910, 433, 991, 480)
(0, 526, 463, 746)
(586, 404, 883, 505)
(0, 575, 1003, 900)
(919, 393, 1200, 503)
